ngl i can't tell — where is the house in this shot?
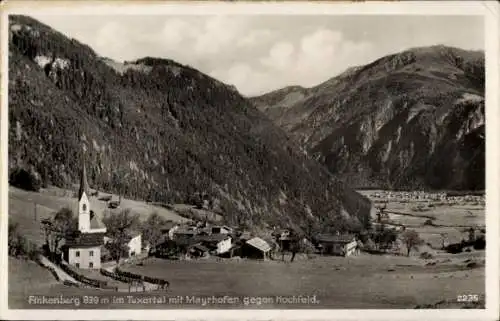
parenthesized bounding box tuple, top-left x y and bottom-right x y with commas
(103, 231, 142, 258)
(188, 243, 210, 258)
(125, 232, 142, 257)
(316, 234, 358, 257)
(62, 162, 106, 269)
(196, 234, 232, 254)
(241, 237, 272, 260)
(173, 226, 197, 242)
(210, 225, 233, 235)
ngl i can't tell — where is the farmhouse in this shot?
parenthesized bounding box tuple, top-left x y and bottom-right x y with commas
(316, 234, 358, 257)
(125, 231, 142, 257)
(103, 231, 142, 258)
(188, 243, 210, 258)
(173, 226, 197, 241)
(210, 225, 233, 235)
(241, 237, 272, 260)
(196, 234, 232, 254)
(62, 162, 106, 269)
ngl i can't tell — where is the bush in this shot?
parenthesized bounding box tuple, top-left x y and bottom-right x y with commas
(473, 236, 485, 250)
(423, 219, 434, 226)
(446, 243, 463, 254)
(419, 252, 434, 259)
(9, 168, 41, 192)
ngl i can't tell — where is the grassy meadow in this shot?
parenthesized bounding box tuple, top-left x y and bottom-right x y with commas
(8, 187, 486, 309)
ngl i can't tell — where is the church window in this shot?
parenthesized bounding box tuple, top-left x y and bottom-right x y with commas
(76, 251, 80, 257)
(89, 262, 94, 268)
(89, 250, 94, 257)
(82, 204, 87, 211)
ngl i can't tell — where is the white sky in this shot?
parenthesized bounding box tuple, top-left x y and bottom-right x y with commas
(31, 15, 484, 96)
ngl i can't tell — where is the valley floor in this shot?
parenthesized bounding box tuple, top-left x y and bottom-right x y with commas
(8, 186, 486, 309)
(9, 252, 484, 309)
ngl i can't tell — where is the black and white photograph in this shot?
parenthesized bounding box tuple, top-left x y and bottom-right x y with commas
(1, 1, 499, 320)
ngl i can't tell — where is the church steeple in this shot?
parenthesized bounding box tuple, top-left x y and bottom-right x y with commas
(78, 160, 90, 201)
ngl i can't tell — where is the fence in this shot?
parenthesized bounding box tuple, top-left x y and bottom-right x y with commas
(115, 267, 170, 290)
(59, 262, 118, 291)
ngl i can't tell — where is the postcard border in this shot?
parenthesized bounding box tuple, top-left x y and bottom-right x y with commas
(1, 1, 498, 320)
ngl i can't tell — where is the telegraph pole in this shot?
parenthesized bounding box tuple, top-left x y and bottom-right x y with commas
(34, 202, 37, 221)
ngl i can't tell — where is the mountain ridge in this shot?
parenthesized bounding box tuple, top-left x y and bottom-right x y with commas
(251, 44, 485, 191)
(8, 15, 372, 234)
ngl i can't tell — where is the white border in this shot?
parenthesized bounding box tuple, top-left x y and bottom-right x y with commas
(0, 1, 499, 320)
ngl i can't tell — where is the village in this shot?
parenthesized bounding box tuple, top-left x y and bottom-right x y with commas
(8, 160, 486, 308)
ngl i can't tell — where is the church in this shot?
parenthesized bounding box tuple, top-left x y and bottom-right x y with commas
(62, 162, 107, 269)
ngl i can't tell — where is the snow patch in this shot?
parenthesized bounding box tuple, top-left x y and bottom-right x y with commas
(102, 58, 152, 75)
(166, 65, 181, 77)
(456, 93, 484, 104)
(34, 55, 52, 69)
(53, 58, 70, 69)
(33, 56, 70, 70)
(10, 24, 22, 32)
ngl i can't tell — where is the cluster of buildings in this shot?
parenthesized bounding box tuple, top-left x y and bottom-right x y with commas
(61, 163, 143, 270)
(154, 222, 273, 260)
(369, 190, 484, 203)
(61, 162, 363, 270)
(154, 222, 360, 260)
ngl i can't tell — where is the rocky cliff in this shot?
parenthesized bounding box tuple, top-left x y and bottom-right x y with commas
(8, 15, 371, 232)
(252, 45, 485, 190)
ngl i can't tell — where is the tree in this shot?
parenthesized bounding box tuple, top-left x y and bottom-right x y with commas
(141, 211, 166, 249)
(8, 221, 25, 257)
(102, 209, 140, 263)
(401, 230, 423, 256)
(372, 224, 398, 251)
(9, 167, 41, 192)
(41, 207, 78, 261)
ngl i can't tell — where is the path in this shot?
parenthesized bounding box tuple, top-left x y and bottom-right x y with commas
(38, 255, 80, 284)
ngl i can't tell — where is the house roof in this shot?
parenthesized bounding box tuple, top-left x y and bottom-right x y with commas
(196, 234, 231, 243)
(316, 234, 356, 243)
(211, 225, 232, 231)
(246, 237, 272, 252)
(65, 232, 105, 248)
(174, 227, 197, 235)
(78, 161, 90, 201)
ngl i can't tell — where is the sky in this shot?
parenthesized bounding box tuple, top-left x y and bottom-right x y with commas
(31, 15, 484, 96)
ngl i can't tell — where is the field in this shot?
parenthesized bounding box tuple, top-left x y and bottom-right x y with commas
(8, 186, 189, 245)
(8, 187, 486, 309)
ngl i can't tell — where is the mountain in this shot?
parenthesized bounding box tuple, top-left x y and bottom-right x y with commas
(252, 45, 485, 191)
(7, 15, 372, 233)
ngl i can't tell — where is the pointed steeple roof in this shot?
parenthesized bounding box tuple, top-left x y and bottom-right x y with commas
(78, 160, 90, 201)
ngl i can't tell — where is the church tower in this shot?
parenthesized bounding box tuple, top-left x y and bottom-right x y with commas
(78, 161, 91, 232)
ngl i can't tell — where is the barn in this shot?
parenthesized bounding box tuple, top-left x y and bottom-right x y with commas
(241, 237, 272, 260)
